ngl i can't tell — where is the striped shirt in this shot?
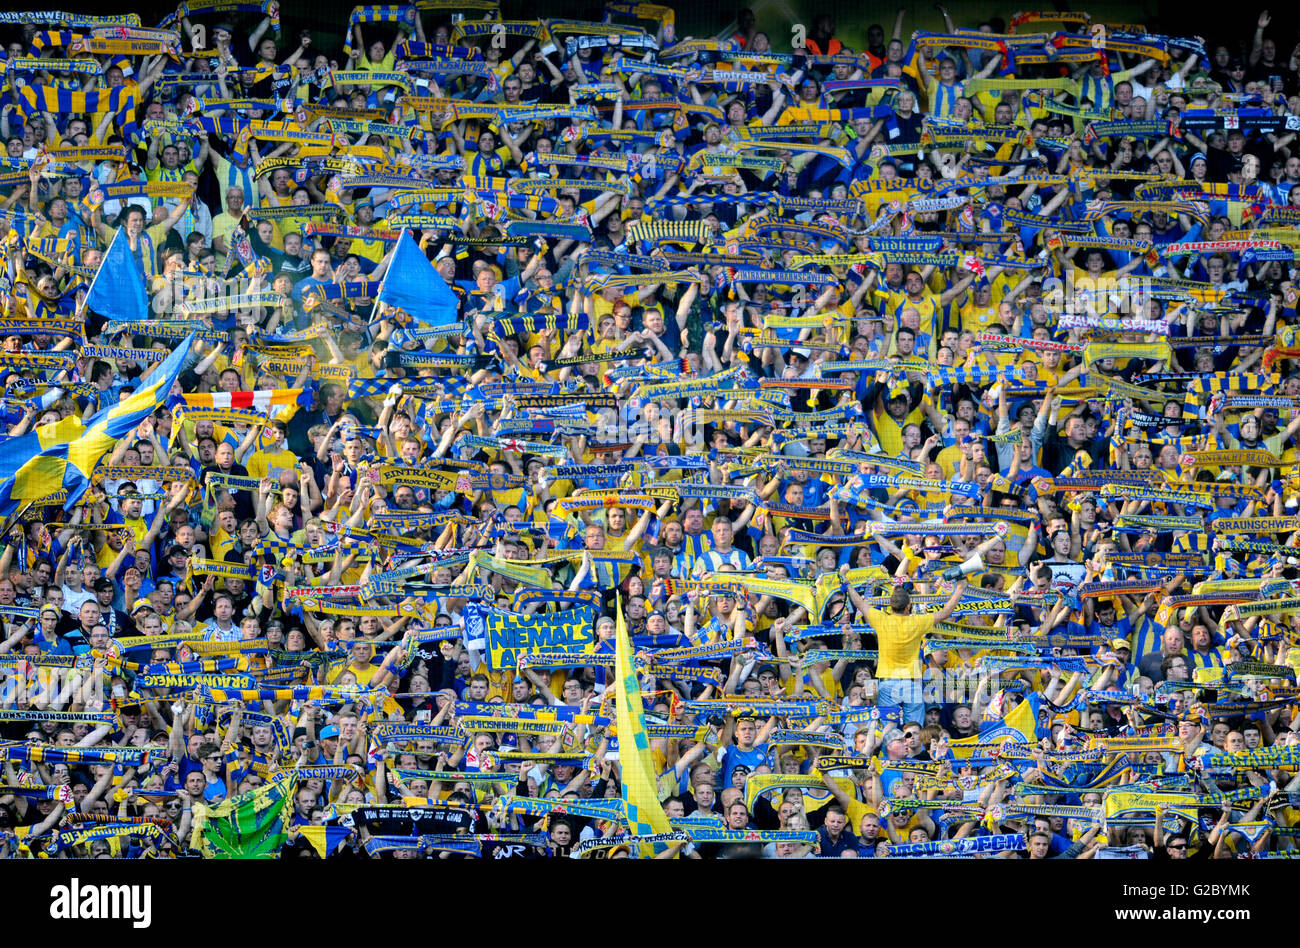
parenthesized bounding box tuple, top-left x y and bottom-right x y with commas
(693, 546, 753, 577)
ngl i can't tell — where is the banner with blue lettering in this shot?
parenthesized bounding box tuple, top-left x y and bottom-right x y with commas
(464, 603, 597, 669)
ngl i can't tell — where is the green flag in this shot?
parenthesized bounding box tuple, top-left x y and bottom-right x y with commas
(192, 772, 296, 858)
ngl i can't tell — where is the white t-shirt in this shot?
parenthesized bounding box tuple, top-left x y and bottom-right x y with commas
(1129, 73, 1183, 108)
(61, 585, 96, 615)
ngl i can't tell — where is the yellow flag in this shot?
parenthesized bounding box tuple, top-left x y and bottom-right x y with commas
(614, 597, 673, 857)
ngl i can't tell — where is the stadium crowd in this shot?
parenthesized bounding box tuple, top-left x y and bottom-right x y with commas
(0, 0, 1299, 860)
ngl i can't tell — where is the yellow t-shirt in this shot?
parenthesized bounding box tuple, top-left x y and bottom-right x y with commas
(846, 797, 876, 835)
(868, 607, 935, 679)
(247, 446, 300, 482)
(210, 211, 242, 266)
(352, 351, 377, 380)
(96, 543, 121, 570)
(328, 658, 379, 686)
(934, 445, 965, 480)
(958, 298, 1001, 333)
(877, 288, 941, 339)
(871, 408, 907, 458)
(782, 665, 843, 699)
(358, 48, 399, 85)
(209, 526, 235, 562)
(117, 515, 148, 547)
(591, 292, 639, 321)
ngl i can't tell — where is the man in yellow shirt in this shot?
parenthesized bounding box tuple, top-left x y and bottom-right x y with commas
(957, 280, 1004, 333)
(245, 421, 300, 482)
(211, 186, 247, 272)
(847, 570, 967, 725)
(348, 198, 389, 268)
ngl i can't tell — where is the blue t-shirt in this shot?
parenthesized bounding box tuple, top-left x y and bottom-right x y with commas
(1086, 614, 1132, 644)
(291, 275, 331, 305)
(800, 478, 829, 507)
(720, 742, 770, 786)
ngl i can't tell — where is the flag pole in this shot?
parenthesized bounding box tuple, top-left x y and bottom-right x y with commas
(366, 226, 408, 332)
(76, 226, 125, 321)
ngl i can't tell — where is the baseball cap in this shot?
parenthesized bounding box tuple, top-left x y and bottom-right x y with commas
(40, 603, 59, 617)
(93, 578, 114, 593)
(131, 598, 155, 615)
(755, 664, 778, 678)
(164, 544, 186, 559)
(1110, 638, 1131, 651)
(320, 725, 340, 739)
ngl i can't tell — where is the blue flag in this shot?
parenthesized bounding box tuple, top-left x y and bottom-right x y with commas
(377, 230, 459, 328)
(85, 227, 148, 321)
(0, 333, 195, 517)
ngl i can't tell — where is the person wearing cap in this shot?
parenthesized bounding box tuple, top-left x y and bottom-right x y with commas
(158, 544, 190, 585)
(315, 724, 341, 763)
(193, 17, 240, 64)
(130, 597, 157, 623)
(1097, 638, 1135, 689)
(86, 577, 132, 638)
(753, 664, 781, 698)
(877, 727, 917, 788)
(864, 371, 921, 457)
(1183, 150, 1210, 186)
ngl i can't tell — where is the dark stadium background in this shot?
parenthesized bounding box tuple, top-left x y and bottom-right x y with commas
(14, 1, 1294, 68)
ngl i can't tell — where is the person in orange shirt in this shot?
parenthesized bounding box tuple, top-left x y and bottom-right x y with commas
(804, 15, 842, 56)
